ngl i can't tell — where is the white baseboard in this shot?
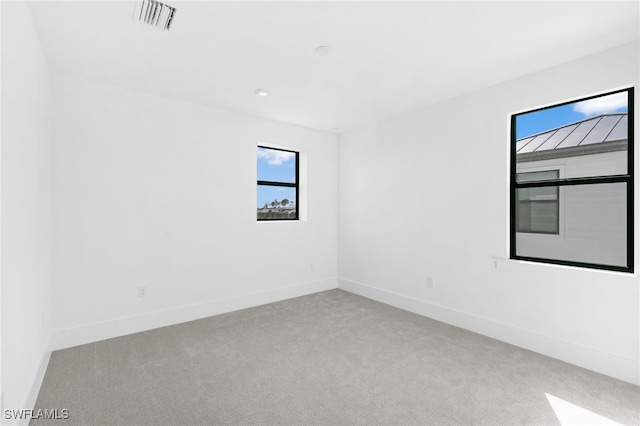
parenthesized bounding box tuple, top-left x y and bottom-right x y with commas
(50, 278, 338, 351)
(338, 277, 639, 386)
(7, 338, 52, 426)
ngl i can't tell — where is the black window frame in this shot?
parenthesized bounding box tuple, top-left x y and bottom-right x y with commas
(510, 87, 634, 273)
(257, 145, 300, 222)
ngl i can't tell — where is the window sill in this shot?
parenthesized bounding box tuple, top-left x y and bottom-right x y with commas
(492, 257, 637, 278)
(256, 219, 307, 223)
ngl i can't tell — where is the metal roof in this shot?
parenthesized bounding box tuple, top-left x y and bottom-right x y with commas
(516, 113, 628, 162)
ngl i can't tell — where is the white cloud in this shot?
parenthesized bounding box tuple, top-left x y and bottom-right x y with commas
(573, 92, 627, 117)
(257, 148, 295, 165)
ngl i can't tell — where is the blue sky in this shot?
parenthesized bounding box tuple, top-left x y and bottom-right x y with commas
(257, 147, 296, 208)
(516, 91, 628, 139)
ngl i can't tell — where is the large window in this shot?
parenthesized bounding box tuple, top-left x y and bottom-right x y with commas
(257, 146, 299, 221)
(510, 88, 634, 272)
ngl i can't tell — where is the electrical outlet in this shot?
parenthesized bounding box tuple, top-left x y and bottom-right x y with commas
(138, 286, 147, 298)
(427, 277, 434, 288)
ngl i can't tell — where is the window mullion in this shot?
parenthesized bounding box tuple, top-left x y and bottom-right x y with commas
(515, 174, 630, 189)
(257, 180, 297, 187)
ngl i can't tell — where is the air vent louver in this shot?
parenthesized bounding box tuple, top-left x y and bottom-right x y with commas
(136, 0, 176, 31)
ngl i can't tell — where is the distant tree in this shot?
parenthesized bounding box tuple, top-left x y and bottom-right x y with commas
(263, 203, 269, 209)
(281, 199, 289, 207)
(271, 199, 280, 208)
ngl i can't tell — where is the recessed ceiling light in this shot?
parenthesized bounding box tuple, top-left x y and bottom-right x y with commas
(315, 46, 331, 57)
(254, 89, 270, 97)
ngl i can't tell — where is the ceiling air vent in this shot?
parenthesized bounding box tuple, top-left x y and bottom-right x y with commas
(135, 0, 176, 31)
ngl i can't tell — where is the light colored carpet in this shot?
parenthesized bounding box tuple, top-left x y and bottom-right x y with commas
(32, 289, 640, 425)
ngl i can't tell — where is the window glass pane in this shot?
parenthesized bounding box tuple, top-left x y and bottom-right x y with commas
(517, 186, 557, 201)
(257, 147, 297, 183)
(515, 92, 628, 178)
(517, 199, 558, 234)
(517, 170, 559, 183)
(516, 189, 558, 234)
(535, 124, 578, 151)
(517, 132, 555, 153)
(257, 185, 296, 220)
(580, 115, 624, 145)
(555, 119, 599, 148)
(516, 150, 627, 178)
(516, 182, 627, 267)
(516, 171, 559, 234)
(515, 136, 535, 152)
(605, 115, 628, 142)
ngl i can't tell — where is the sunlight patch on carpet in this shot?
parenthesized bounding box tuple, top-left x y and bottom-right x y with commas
(546, 393, 622, 426)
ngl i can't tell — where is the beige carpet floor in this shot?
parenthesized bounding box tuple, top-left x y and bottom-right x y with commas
(32, 289, 640, 425)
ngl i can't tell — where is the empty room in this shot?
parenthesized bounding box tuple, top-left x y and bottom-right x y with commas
(2, 1, 640, 425)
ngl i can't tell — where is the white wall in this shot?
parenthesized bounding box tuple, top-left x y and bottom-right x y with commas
(338, 41, 640, 384)
(50, 74, 338, 348)
(1, 1, 53, 418)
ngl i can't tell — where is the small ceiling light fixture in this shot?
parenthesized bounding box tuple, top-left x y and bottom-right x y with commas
(135, 0, 176, 31)
(314, 46, 332, 57)
(254, 89, 270, 97)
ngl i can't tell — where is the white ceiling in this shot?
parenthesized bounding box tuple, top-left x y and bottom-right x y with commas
(27, 1, 639, 133)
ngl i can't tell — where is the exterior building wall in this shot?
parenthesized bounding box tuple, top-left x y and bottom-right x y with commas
(516, 149, 628, 267)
